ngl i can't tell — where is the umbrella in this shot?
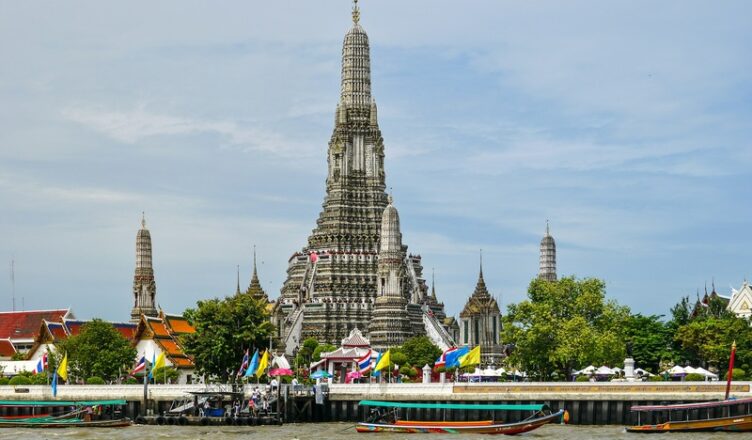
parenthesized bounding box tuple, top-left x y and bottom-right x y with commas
(667, 366, 686, 376)
(595, 366, 615, 376)
(693, 367, 718, 379)
(269, 368, 294, 377)
(310, 370, 333, 379)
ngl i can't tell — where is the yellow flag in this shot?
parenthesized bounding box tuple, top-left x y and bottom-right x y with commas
(255, 350, 269, 377)
(153, 352, 166, 371)
(459, 345, 481, 368)
(375, 350, 391, 371)
(57, 352, 68, 382)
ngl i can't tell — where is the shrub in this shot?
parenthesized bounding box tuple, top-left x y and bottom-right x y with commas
(9, 376, 31, 386)
(648, 375, 665, 382)
(152, 367, 179, 384)
(725, 368, 746, 381)
(684, 373, 705, 382)
(30, 374, 48, 385)
(86, 376, 105, 385)
(0, 377, 9, 385)
(575, 375, 591, 382)
(125, 377, 139, 385)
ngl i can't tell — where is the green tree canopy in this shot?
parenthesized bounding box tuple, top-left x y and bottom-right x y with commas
(182, 293, 274, 381)
(397, 336, 442, 369)
(56, 318, 136, 382)
(501, 276, 630, 380)
(624, 314, 673, 373)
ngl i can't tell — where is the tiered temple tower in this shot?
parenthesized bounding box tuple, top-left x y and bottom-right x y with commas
(246, 246, 269, 302)
(458, 255, 504, 366)
(369, 197, 413, 349)
(131, 214, 158, 323)
(538, 221, 557, 281)
(273, 2, 452, 352)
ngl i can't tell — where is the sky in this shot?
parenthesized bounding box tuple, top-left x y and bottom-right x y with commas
(1, 0, 751, 322)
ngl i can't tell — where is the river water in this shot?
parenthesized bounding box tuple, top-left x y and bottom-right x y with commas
(0, 424, 739, 440)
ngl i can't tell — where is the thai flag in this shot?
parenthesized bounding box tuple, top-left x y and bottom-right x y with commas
(434, 347, 458, 368)
(357, 350, 372, 373)
(33, 352, 48, 374)
(131, 356, 146, 375)
(237, 349, 250, 377)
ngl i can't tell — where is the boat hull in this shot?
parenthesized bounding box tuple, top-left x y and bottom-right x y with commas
(0, 418, 132, 428)
(627, 414, 752, 433)
(356, 410, 564, 435)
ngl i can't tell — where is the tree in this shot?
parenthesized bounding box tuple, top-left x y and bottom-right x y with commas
(674, 316, 752, 373)
(624, 314, 673, 372)
(151, 366, 179, 384)
(295, 338, 319, 370)
(55, 319, 136, 382)
(501, 276, 631, 380)
(398, 336, 442, 369)
(182, 293, 274, 381)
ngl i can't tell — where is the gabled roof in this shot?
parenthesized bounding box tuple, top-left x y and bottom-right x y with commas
(341, 328, 370, 348)
(163, 314, 195, 335)
(0, 309, 71, 341)
(0, 338, 16, 357)
(728, 282, 752, 318)
(133, 313, 195, 369)
(460, 271, 500, 318)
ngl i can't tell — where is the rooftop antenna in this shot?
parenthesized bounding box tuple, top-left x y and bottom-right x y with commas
(10, 259, 15, 312)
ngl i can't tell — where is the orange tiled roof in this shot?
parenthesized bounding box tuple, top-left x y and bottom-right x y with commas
(164, 315, 195, 334)
(156, 339, 184, 357)
(146, 319, 171, 337)
(170, 357, 194, 367)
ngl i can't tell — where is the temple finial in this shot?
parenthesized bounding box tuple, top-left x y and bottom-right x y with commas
(352, 0, 360, 24)
(479, 249, 483, 278)
(546, 219, 550, 236)
(141, 211, 146, 228)
(431, 267, 436, 298)
(253, 244, 258, 277)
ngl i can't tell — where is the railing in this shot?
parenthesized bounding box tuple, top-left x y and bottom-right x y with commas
(283, 307, 304, 355)
(422, 312, 455, 351)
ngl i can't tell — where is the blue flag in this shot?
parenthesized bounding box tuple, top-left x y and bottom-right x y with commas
(244, 349, 259, 377)
(148, 351, 156, 379)
(372, 352, 383, 377)
(445, 346, 470, 369)
(51, 371, 58, 397)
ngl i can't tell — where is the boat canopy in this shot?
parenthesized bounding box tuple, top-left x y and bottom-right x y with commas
(0, 399, 126, 407)
(631, 397, 752, 412)
(358, 400, 546, 411)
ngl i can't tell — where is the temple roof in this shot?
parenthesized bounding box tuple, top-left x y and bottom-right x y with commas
(459, 262, 500, 318)
(246, 246, 269, 302)
(0, 338, 16, 357)
(132, 313, 195, 369)
(341, 327, 370, 348)
(0, 309, 72, 341)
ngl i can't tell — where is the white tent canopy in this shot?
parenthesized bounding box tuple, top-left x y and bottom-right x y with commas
(595, 366, 615, 376)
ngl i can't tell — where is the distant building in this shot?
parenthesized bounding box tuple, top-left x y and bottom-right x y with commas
(0, 309, 72, 354)
(132, 311, 196, 384)
(728, 281, 752, 320)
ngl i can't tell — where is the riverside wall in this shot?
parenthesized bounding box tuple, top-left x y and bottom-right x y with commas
(1, 382, 751, 425)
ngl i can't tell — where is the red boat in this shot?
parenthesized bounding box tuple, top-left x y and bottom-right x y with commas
(356, 400, 566, 434)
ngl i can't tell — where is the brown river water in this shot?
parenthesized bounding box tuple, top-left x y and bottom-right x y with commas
(0, 424, 739, 440)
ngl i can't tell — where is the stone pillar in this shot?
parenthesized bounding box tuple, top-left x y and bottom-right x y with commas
(422, 364, 432, 384)
(624, 358, 635, 380)
(439, 372, 446, 384)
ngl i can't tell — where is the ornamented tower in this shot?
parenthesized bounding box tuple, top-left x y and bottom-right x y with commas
(369, 197, 412, 350)
(538, 221, 557, 281)
(131, 214, 158, 323)
(246, 246, 269, 302)
(458, 254, 504, 366)
(272, 2, 451, 352)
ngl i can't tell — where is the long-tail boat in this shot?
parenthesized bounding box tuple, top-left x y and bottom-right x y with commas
(627, 397, 752, 433)
(355, 400, 566, 434)
(627, 341, 752, 433)
(0, 399, 131, 428)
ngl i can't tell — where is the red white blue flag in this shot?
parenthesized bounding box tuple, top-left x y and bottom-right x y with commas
(131, 356, 146, 375)
(33, 352, 48, 374)
(357, 350, 372, 373)
(434, 346, 458, 368)
(237, 349, 250, 376)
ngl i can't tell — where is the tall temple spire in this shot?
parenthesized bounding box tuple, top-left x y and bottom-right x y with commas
(431, 267, 437, 298)
(131, 213, 158, 322)
(538, 220, 557, 281)
(479, 249, 484, 279)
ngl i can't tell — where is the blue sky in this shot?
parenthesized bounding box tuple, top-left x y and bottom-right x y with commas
(1, 1, 750, 322)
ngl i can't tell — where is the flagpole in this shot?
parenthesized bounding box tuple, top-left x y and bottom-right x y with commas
(142, 356, 149, 417)
(724, 341, 737, 400)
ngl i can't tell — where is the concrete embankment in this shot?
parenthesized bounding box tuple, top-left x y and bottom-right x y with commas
(1, 382, 750, 425)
